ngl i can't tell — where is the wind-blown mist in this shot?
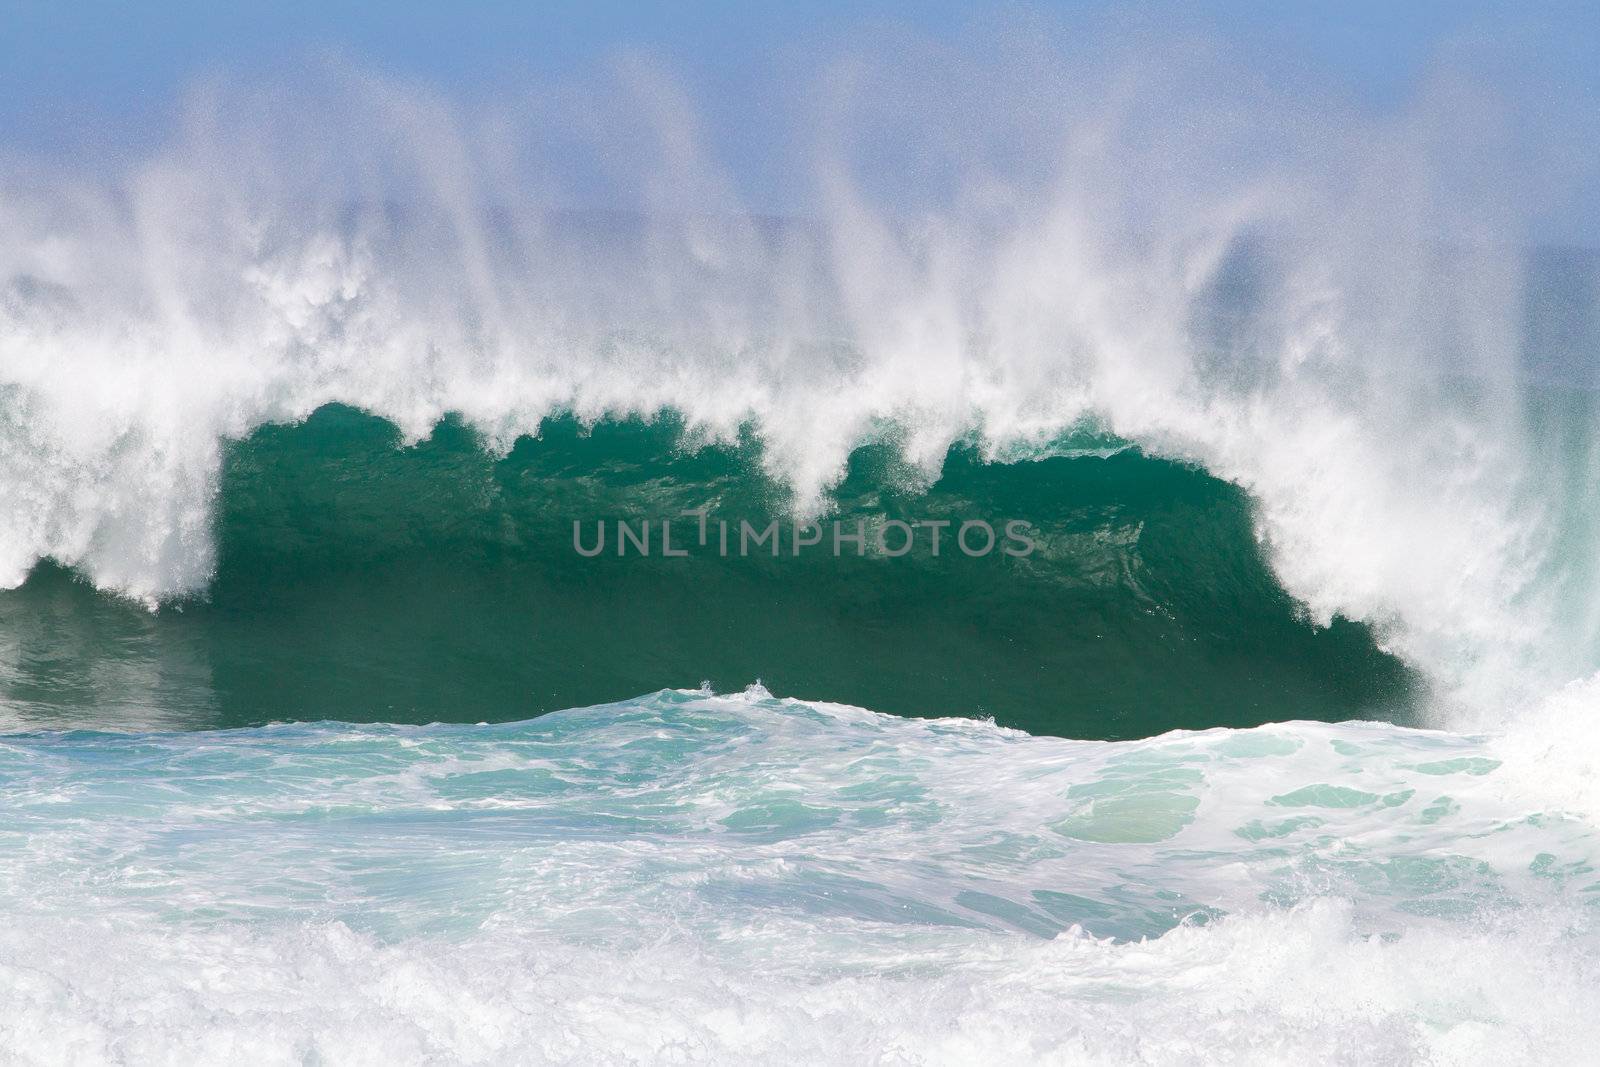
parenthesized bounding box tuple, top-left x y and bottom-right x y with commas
(1, 33, 1597, 725)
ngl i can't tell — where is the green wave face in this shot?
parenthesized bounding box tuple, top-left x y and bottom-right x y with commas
(2, 404, 1415, 736)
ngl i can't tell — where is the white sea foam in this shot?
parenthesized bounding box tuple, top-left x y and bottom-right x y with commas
(3, 900, 1596, 1067)
(1, 689, 1597, 1065)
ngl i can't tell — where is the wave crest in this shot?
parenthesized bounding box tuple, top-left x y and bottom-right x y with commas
(1, 51, 1597, 718)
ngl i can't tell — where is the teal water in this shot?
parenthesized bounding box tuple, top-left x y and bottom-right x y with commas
(0, 405, 1414, 736)
(1, 687, 1595, 1062)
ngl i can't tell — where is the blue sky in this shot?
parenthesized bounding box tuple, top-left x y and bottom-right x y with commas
(2, 1, 1597, 237)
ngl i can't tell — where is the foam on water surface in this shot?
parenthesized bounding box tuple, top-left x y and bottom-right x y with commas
(3, 687, 1597, 1064)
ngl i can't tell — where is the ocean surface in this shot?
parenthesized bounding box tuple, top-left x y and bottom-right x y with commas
(3, 82, 1600, 1061)
(3, 687, 1600, 1062)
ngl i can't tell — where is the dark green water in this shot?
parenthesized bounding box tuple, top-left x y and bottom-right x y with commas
(0, 404, 1416, 736)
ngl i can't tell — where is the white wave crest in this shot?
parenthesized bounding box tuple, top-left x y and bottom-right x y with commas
(1, 37, 1596, 716)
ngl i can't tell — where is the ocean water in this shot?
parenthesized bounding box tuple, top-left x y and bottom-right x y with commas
(4, 686, 1600, 1064)
(0, 407, 1414, 737)
(3, 58, 1600, 1066)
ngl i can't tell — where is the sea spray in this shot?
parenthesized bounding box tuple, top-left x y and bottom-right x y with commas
(2, 43, 1597, 722)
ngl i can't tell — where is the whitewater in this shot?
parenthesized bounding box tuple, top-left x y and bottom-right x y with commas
(3, 687, 1599, 1064)
(2, 35, 1600, 1067)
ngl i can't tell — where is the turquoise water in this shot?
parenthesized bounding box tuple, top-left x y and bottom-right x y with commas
(2, 687, 1597, 1061)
